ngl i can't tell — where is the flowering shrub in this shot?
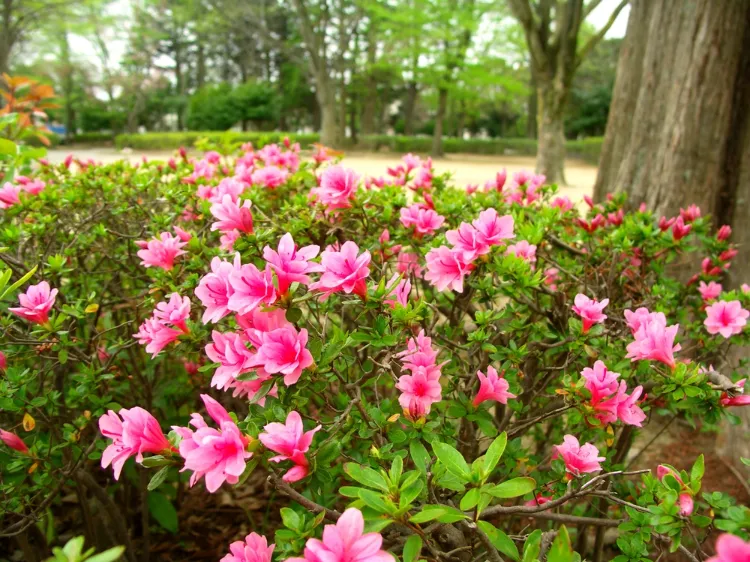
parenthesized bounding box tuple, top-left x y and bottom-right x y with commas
(2, 141, 750, 561)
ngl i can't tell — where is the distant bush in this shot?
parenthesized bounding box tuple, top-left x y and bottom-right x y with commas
(566, 137, 604, 165)
(115, 131, 322, 151)
(72, 132, 115, 144)
(186, 83, 241, 131)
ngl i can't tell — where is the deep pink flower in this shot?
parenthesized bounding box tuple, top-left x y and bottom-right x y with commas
(607, 209, 624, 226)
(195, 255, 241, 323)
(308, 241, 371, 300)
(704, 300, 749, 339)
(553, 435, 605, 477)
(583, 194, 594, 208)
(717, 225, 732, 241)
(671, 216, 692, 240)
(173, 225, 192, 242)
(473, 366, 516, 407)
(576, 214, 606, 233)
(506, 240, 537, 263)
(465, 184, 478, 194)
(287, 508, 393, 562)
(310, 165, 359, 211)
(384, 274, 411, 308)
(397, 253, 423, 278)
(571, 294, 609, 333)
(472, 208, 514, 247)
(99, 407, 170, 479)
(721, 380, 750, 407)
(698, 281, 722, 301)
(252, 166, 289, 189)
(211, 195, 254, 234)
(0, 429, 28, 454)
(237, 308, 292, 341)
(396, 367, 442, 416)
(21, 179, 45, 195)
(424, 246, 472, 293)
(626, 313, 681, 368)
(263, 233, 322, 294)
(9, 281, 58, 325)
(251, 326, 314, 386)
(399, 204, 445, 236)
(720, 248, 738, 262)
(0, 351, 6, 371)
(0, 182, 21, 208)
(551, 196, 574, 211)
(173, 394, 252, 493)
(680, 204, 701, 223)
(658, 216, 676, 232)
(678, 493, 694, 516)
(228, 262, 277, 315)
(581, 361, 620, 403)
(134, 318, 182, 357)
(137, 232, 187, 270)
(153, 293, 191, 332)
(396, 330, 439, 363)
(611, 382, 647, 427)
(707, 534, 750, 562)
(259, 411, 321, 482)
(221, 532, 275, 562)
(446, 222, 489, 261)
(525, 494, 553, 507)
(205, 330, 259, 391)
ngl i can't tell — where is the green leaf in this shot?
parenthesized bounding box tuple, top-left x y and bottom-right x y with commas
(358, 489, 392, 514)
(487, 477, 536, 499)
(410, 441, 430, 474)
(399, 480, 424, 509)
(147, 466, 170, 491)
(390, 455, 404, 486)
(432, 442, 470, 482)
(1, 265, 38, 299)
(0, 138, 17, 156)
(409, 505, 467, 524)
(460, 488, 481, 511)
(344, 463, 390, 492)
(248, 379, 274, 405)
(690, 454, 704, 484)
(403, 534, 422, 562)
(86, 546, 126, 562)
(147, 492, 178, 533)
(547, 526, 574, 562)
(483, 432, 507, 477)
(478, 520, 520, 561)
(280, 507, 301, 530)
(522, 529, 542, 562)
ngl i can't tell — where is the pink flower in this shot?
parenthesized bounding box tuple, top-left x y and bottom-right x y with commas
(205, 330, 258, 391)
(21, 179, 45, 195)
(472, 209, 514, 247)
(252, 166, 289, 189)
(424, 246, 472, 293)
(525, 494, 553, 507)
(705, 300, 749, 339)
(173, 225, 192, 242)
(211, 195, 254, 234)
(551, 196, 574, 211)
(720, 249, 738, 262)
(134, 318, 182, 357)
(553, 435, 605, 477)
(308, 241, 371, 300)
(626, 313, 681, 368)
(707, 534, 750, 562)
(259, 411, 321, 482)
(576, 214, 606, 233)
(99, 407, 170, 479)
(229, 378, 278, 405)
(9, 281, 58, 325)
(720, 380, 750, 407)
(506, 240, 537, 263)
(571, 294, 609, 333)
(680, 204, 701, 223)
(195, 255, 241, 323)
(173, 395, 252, 493)
(612, 383, 647, 427)
(446, 222, 489, 261)
(0, 429, 28, 454)
(211, 178, 246, 203)
(607, 209, 624, 226)
(658, 216, 676, 231)
(0, 351, 6, 371)
(717, 225, 732, 241)
(288, 508, 393, 562)
(743, 284, 750, 294)
(221, 532, 275, 562)
(465, 184, 478, 194)
(581, 361, 620, 403)
(228, 262, 277, 315)
(310, 165, 359, 211)
(137, 232, 187, 270)
(402, 153, 422, 172)
(397, 253, 423, 278)
(399, 204, 445, 236)
(221, 230, 241, 251)
(473, 366, 516, 407)
(251, 326, 314, 386)
(624, 308, 665, 336)
(237, 307, 292, 341)
(396, 367, 442, 416)
(671, 216, 692, 240)
(384, 274, 411, 308)
(153, 293, 191, 332)
(263, 233, 322, 294)
(698, 281, 722, 301)
(0, 183, 21, 208)
(544, 268, 559, 291)
(678, 493, 694, 516)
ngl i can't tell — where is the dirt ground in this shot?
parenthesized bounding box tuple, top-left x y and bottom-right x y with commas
(45, 147, 598, 201)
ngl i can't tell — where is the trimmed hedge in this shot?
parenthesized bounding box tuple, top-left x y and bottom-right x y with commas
(113, 131, 602, 163)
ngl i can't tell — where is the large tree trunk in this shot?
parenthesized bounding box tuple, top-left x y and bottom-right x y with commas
(318, 78, 339, 147)
(403, 82, 418, 135)
(526, 67, 537, 138)
(432, 87, 448, 157)
(536, 82, 567, 184)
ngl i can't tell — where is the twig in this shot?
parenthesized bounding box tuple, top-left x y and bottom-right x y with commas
(268, 475, 341, 522)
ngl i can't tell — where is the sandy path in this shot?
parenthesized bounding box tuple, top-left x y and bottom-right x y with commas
(45, 147, 597, 201)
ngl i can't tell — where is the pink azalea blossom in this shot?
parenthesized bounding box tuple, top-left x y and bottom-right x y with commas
(399, 204, 445, 237)
(0, 182, 21, 208)
(211, 195, 254, 234)
(99, 407, 170, 479)
(698, 281, 722, 301)
(705, 300, 749, 339)
(228, 262, 277, 315)
(544, 268, 559, 291)
(581, 361, 620, 403)
(0, 351, 6, 371)
(472, 208, 515, 247)
(446, 222, 490, 261)
(252, 166, 289, 189)
(221, 230, 241, 251)
(707, 534, 750, 562)
(506, 240, 537, 263)
(623, 308, 665, 336)
(658, 216, 676, 231)
(551, 196, 574, 211)
(742, 284, 750, 294)
(259, 411, 321, 482)
(251, 326, 314, 386)
(424, 246, 472, 293)
(720, 380, 750, 407)
(195, 255, 241, 323)
(384, 274, 411, 308)
(553, 435, 605, 477)
(678, 493, 694, 516)
(680, 204, 701, 222)
(263, 233, 322, 294)
(9, 281, 58, 325)
(211, 177, 246, 203)
(310, 165, 359, 211)
(237, 308, 292, 342)
(525, 494, 553, 507)
(21, 179, 45, 195)
(0, 429, 28, 454)
(134, 318, 182, 357)
(672, 216, 692, 240)
(626, 312, 681, 368)
(287, 508, 393, 562)
(571, 294, 609, 333)
(717, 225, 732, 241)
(173, 395, 252, 493)
(136, 232, 187, 270)
(397, 253, 423, 278)
(173, 225, 192, 242)
(205, 330, 258, 391)
(153, 293, 191, 332)
(396, 367, 442, 416)
(473, 366, 516, 407)
(396, 330, 439, 363)
(308, 241, 371, 300)
(221, 532, 275, 562)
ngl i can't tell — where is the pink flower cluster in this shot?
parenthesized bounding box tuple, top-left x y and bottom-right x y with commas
(0, 179, 45, 209)
(384, 274, 411, 308)
(308, 241, 371, 301)
(395, 330, 445, 418)
(136, 231, 188, 271)
(399, 204, 445, 237)
(473, 366, 516, 407)
(704, 300, 749, 339)
(571, 294, 609, 333)
(134, 292, 191, 357)
(387, 153, 433, 192)
(259, 411, 321, 482)
(707, 534, 750, 562)
(554, 434, 605, 478)
(625, 308, 681, 369)
(9, 281, 58, 326)
(502, 170, 545, 206)
(580, 361, 646, 426)
(310, 165, 360, 212)
(221, 533, 274, 562)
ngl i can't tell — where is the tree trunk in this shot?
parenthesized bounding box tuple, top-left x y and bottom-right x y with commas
(361, 22, 377, 136)
(536, 82, 567, 184)
(527, 68, 537, 138)
(317, 76, 339, 147)
(196, 41, 206, 89)
(338, 80, 347, 143)
(432, 87, 448, 157)
(404, 82, 418, 136)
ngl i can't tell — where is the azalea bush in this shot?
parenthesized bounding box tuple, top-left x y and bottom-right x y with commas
(2, 139, 750, 562)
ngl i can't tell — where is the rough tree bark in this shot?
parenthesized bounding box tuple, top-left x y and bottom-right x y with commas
(593, 0, 750, 475)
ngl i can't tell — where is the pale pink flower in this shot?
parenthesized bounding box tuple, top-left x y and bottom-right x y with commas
(551, 196, 574, 211)
(228, 262, 277, 315)
(308, 241, 371, 300)
(287, 508, 393, 562)
(251, 326, 314, 386)
(0, 183, 21, 208)
(396, 367, 442, 416)
(134, 318, 182, 357)
(626, 313, 681, 368)
(195, 255, 241, 323)
(237, 308, 291, 343)
(0, 429, 28, 454)
(21, 179, 45, 195)
(173, 394, 252, 493)
(259, 411, 321, 482)
(221, 230, 241, 251)
(310, 165, 359, 211)
(424, 246, 472, 293)
(221, 532, 275, 562)
(473, 366, 516, 407)
(153, 293, 191, 332)
(211, 195, 254, 234)
(396, 330, 439, 363)
(698, 281, 722, 301)
(446, 222, 489, 261)
(263, 233, 322, 294)
(402, 153, 422, 172)
(544, 268, 559, 291)
(397, 253, 423, 278)
(506, 240, 537, 263)
(136, 232, 187, 270)
(624, 308, 666, 336)
(399, 204, 445, 236)
(384, 274, 411, 308)
(705, 300, 749, 339)
(571, 294, 609, 333)
(9, 281, 58, 325)
(99, 407, 170, 479)
(252, 166, 289, 189)
(707, 534, 750, 562)
(205, 330, 258, 391)
(211, 177, 246, 203)
(173, 225, 192, 242)
(742, 284, 750, 294)
(472, 209, 515, 247)
(553, 435, 605, 477)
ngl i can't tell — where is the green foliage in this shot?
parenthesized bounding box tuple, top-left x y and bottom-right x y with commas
(186, 83, 241, 131)
(44, 536, 124, 562)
